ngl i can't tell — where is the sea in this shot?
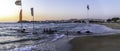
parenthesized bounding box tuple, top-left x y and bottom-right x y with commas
(0, 23, 69, 51)
(0, 23, 120, 51)
(0, 23, 48, 50)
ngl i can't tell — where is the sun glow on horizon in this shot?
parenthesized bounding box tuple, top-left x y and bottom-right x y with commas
(0, 0, 20, 22)
(0, 0, 120, 22)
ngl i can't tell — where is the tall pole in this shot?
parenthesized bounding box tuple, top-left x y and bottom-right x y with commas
(15, 0, 23, 32)
(20, 0, 23, 31)
(86, 7, 89, 24)
(33, 13, 35, 34)
(86, 4, 90, 24)
(31, 8, 34, 34)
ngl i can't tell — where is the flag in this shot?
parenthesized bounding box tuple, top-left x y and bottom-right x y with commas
(87, 4, 90, 10)
(31, 8, 34, 16)
(19, 9, 22, 22)
(15, 0, 21, 6)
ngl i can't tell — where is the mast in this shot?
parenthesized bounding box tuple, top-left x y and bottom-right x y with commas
(86, 4, 90, 24)
(15, 0, 23, 31)
(20, 0, 23, 31)
(31, 8, 35, 34)
(19, 8, 23, 31)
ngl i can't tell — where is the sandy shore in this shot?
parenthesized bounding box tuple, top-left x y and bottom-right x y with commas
(34, 36, 74, 51)
(70, 34, 120, 51)
(10, 35, 75, 51)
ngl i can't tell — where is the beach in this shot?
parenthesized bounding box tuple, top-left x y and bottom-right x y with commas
(0, 23, 119, 51)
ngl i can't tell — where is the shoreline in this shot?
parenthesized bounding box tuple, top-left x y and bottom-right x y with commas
(70, 34, 120, 51)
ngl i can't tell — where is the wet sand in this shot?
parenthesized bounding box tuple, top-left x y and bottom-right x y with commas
(70, 34, 120, 51)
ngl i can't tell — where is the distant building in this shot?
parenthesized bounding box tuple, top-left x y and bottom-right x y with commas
(35, 19, 106, 23)
(72, 19, 106, 23)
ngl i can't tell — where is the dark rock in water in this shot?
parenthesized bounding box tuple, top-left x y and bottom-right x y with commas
(21, 29, 26, 33)
(77, 31, 81, 34)
(85, 31, 92, 33)
(17, 29, 29, 33)
(17, 29, 26, 33)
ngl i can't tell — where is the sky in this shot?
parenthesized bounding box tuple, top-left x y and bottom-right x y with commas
(0, 0, 120, 22)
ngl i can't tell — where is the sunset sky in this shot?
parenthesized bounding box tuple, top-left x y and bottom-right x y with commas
(0, 0, 120, 22)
